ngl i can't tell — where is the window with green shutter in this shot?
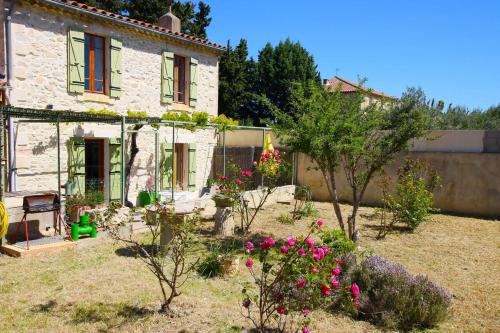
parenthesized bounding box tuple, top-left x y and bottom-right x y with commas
(67, 29, 85, 94)
(68, 137, 86, 194)
(109, 38, 123, 98)
(160, 142, 174, 189)
(188, 143, 197, 191)
(109, 138, 121, 201)
(161, 51, 175, 104)
(189, 58, 198, 107)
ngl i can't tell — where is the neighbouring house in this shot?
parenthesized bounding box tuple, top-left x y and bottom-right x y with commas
(323, 76, 397, 106)
(1, 0, 225, 212)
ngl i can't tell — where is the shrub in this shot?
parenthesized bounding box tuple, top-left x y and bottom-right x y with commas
(352, 255, 452, 331)
(241, 219, 359, 332)
(277, 213, 294, 225)
(197, 252, 224, 278)
(320, 230, 356, 256)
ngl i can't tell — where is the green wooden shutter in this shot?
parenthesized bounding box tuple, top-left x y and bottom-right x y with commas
(109, 138, 121, 201)
(68, 137, 86, 194)
(160, 142, 174, 190)
(188, 143, 197, 191)
(161, 51, 174, 104)
(67, 29, 85, 94)
(189, 58, 198, 107)
(110, 38, 123, 98)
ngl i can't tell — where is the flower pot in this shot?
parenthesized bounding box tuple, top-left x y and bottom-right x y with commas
(68, 205, 91, 223)
(222, 257, 240, 277)
(213, 196, 234, 208)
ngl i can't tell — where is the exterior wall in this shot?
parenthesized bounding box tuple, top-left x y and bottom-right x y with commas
(9, 2, 219, 116)
(5, 1, 221, 206)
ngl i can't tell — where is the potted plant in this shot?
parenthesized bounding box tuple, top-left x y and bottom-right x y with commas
(65, 193, 91, 222)
(138, 177, 160, 207)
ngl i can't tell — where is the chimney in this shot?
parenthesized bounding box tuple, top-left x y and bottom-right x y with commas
(158, 0, 181, 33)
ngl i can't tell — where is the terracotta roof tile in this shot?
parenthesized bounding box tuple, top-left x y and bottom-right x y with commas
(324, 76, 397, 100)
(44, 0, 225, 51)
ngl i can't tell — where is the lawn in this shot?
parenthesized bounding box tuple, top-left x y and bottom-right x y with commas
(0, 202, 498, 333)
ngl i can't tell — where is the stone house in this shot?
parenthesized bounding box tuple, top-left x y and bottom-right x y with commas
(1, 0, 225, 206)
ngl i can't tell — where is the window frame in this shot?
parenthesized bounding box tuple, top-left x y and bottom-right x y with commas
(173, 55, 188, 104)
(84, 33, 106, 94)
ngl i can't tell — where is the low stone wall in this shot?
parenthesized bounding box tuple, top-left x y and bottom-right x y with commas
(297, 152, 500, 218)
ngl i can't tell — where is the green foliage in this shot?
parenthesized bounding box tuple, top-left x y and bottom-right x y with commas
(293, 186, 317, 220)
(87, 108, 119, 117)
(210, 114, 239, 130)
(65, 191, 105, 211)
(197, 252, 224, 278)
(274, 82, 430, 239)
(353, 255, 452, 331)
(191, 111, 209, 127)
(277, 213, 294, 225)
(379, 159, 439, 234)
(86, 191, 105, 207)
(83, 1, 212, 39)
(127, 110, 149, 118)
(320, 230, 356, 255)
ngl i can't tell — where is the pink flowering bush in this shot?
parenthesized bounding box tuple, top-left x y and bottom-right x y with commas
(241, 219, 359, 333)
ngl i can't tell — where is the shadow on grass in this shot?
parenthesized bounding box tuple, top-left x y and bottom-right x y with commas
(114, 244, 159, 258)
(31, 300, 57, 313)
(199, 232, 270, 255)
(70, 302, 155, 327)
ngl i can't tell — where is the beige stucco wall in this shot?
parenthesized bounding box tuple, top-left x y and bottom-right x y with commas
(297, 152, 500, 217)
(4, 1, 221, 206)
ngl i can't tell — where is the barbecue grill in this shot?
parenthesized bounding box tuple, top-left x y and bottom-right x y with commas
(11, 193, 65, 250)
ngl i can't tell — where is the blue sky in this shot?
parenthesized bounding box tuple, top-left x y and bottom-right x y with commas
(203, 0, 500, 110)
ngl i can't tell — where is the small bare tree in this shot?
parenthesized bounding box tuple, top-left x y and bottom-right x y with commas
(110, 203, 200, 313)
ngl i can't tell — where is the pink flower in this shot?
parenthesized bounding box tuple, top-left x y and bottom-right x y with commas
(351, 283, 360, 299)
(302, 307, 311, 316)
(312, 247, 325, 261)
(219, 175, 226, 181)
(298, 248, 306, 256)
(311, 267, 320, 273)
(280, 245, 289, 254)
(285, 236, 297, 247)
(321, 284, 331, 296)
(260, 237, 275, 249)
(239, 169, 244, 176)
(322, 245, 331, 254)
(316, 219, 324, 227)
(245, 241, 254, 253)
(253, 161, 258, 166)
(333, 264, 341, 277)
(330, 278, 340, 289)
(245, 258, 253, 268)
(354, 299, 360, 309)
(302, 327, 312, 333)
(235, 179, 242, 185)
(244, 170, 252, 177)
(305, 237, 314, 248)
(296, 277, 306, 289)
(337, 258, 345, 265)
(277, 306, 286, 315)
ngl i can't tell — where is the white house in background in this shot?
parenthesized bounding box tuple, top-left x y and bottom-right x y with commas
(1, 0, 225, 205)
(323, 76, 397, 106)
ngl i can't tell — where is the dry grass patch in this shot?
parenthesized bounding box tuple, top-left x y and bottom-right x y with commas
(0, 202, 498, 332)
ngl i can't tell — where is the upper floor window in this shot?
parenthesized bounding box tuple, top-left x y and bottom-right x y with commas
(174, 55, 186, 103)
(84, 34, 105, 94)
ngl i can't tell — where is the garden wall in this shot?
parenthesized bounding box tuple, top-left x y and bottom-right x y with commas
(225, 130, 500, 217)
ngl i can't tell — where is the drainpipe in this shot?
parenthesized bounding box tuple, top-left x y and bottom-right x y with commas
(5, 0, 16, 192)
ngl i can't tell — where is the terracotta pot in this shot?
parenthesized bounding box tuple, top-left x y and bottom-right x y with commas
(68, 205, 91, 222)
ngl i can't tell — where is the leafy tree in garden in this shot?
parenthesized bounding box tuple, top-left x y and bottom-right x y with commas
(274, 82, 429, 239)
(83, 1, 212, 39)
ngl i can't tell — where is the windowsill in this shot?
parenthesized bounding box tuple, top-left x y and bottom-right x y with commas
(81, 92, 115, 105)
(170, 102, 193, 112)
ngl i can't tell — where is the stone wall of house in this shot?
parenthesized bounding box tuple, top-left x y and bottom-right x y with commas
(6, 2, 222, 203)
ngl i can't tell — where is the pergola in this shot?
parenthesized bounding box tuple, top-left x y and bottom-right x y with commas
(0, 106, 276, 205)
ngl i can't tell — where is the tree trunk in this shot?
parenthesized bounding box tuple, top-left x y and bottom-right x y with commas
(214, 207, 234, 236)
(321, 168, 345, 234)
(124, 124, 144, 207)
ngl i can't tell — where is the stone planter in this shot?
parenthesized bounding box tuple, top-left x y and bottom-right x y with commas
(213, 195, 234, 208)
(222, 257, 240, 277)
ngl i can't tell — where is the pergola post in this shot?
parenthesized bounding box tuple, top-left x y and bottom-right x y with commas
(154, 129, 159, 198)
(261, 128, 266, 187)
(56, 117, 61, 201)
(120, 116, 125, 205)
(0, 107, 4, 202)
(222, 125, 226, 177)
(171, 122, 175, 202)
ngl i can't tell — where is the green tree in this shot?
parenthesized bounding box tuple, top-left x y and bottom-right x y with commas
(274, 82, 429, 239)
(83, 1, 212, 39)
(255, 39, 321, 118)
